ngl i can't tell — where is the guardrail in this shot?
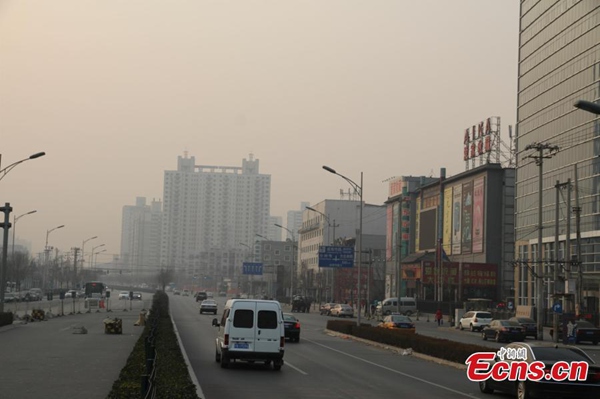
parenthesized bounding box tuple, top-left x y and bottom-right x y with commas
(142, 310, 159, 399)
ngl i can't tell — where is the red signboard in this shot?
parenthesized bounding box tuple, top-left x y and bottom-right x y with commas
(461, 263, 497, 287)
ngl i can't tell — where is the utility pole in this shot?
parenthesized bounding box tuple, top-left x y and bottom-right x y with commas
(553, 181, 560, 343)
(0, 203, 13, 313)
(524, 142, 559, 340)
(573, 164, 582, 315)
(72, 247, 79, 289)
(565, 179, 571, 313)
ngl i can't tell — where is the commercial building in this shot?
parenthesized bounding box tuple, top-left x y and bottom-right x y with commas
(515, 1, 600, 312)
(386, 164, 515, 304)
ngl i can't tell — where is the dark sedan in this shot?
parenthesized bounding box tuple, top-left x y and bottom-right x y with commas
(482, 320, 526, 343)
(509, 316, 538, 339)
(550, 320, 600, 345)
(478, 342, 600, 399)
(283, 313, 300, 342)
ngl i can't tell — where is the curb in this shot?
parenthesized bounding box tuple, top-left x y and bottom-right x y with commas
(324, 329, 467, 371)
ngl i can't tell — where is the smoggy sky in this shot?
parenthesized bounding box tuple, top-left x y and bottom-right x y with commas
(0, 1, 519, 263)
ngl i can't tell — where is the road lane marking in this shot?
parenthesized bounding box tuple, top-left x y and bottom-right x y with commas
(285, 360, 308, 375)
(304, 338, 479, 398)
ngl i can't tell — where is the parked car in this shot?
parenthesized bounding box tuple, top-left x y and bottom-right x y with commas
(458, 310, 493, 331)
(173, 289, 181, 295)
(132, 292, 142, 300)
(195, 291, 207, 302)
(283, 313, 301, 342)
(478, 342, 600, 398)
(2, 293, 19, 303)
(319, 303, 336, 316)
(378, 314, 416, 332)
(481, 320, 526, 343)
(377, 297, 417, 316)
(330, 304, 354, 318)
(508, 316, 538, 339)
(550, 320, 600, 345)
(118, 291, 130, 300)
(199, 299, 218, 314)
(182, 290, 190, 297)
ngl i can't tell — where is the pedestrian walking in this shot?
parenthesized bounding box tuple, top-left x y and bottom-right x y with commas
(435, 309, 443, 326)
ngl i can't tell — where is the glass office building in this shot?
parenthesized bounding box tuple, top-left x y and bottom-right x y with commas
(516, 1, 600, 307)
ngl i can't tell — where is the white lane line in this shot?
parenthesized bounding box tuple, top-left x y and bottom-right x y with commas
(303, 337, 479, 398)
(284, 360, 308, 375)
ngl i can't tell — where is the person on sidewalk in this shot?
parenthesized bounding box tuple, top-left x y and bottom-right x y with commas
(435, 309, 443, 326)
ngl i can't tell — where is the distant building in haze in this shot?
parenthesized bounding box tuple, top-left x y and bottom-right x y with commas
(120, 197, 162, 275)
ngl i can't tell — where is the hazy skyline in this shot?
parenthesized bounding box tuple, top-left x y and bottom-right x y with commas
(0, 1, 519, 262)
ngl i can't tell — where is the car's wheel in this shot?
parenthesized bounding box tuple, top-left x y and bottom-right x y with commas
(459, 322, 464, 331)
(479, 380, 494, 394)
(482, 332, 487, 341)
(264, 360, 271, 366)
(405, 311, 412, 316)
(273, 360, 282, 371)
(470, 324, 475, 332)
(517, 381, 530, 399)
(296, 336, 300, 343)
(495, 332, 501, 343)
(220, 354, 229, 369)
(594, 340, 598, 346)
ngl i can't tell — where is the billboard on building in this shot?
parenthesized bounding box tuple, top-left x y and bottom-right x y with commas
(472, 177, 485, 253)
(415, 197, 421, 251)
(443, 187, 453, 255)
(461, 181, 473, 254)
(386, 204, 393, 261)
(452, 185, 462, 254)
(462, 263, 497, 287)
(388, 177, 404, 197)
(418, 208, 437, 251)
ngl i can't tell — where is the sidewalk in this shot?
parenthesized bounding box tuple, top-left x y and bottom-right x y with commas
(0, 302, 146, 399)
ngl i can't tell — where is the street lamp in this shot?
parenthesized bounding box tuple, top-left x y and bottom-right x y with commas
(323, 165, 364, 326)
(81, 236, 98, 269)
(90, 244, 105, 269)
(12, 210, 37, 259)
(306, 206, 333, 304)
(574, 100, 600, 115)
(274, 223, 296, 300)
(93, 249, 107, 269)
(0, 152, 46, 182)
(44, 224, 65, 292)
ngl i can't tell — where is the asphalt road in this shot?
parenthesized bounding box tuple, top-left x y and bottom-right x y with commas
(170, 295, 494, 399)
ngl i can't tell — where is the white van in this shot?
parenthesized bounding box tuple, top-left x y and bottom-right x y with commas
(378, 297, 417, 316)
(212, 299, 285, 370)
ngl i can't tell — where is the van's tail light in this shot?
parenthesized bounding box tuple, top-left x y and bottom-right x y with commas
(280, 337, 285, 348)
(294, 322, 301, 329)
(501, 327, 508, 332)
(224, 334, 229, 346)
(474, 318, 478, 323)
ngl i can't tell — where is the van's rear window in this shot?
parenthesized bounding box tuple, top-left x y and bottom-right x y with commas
(258, 310, 278, 329)
(233, 309, 254, 328)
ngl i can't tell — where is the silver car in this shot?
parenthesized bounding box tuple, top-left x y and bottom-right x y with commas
(459, 311, 493, 332)
(330, 304, 354, 318)
(199, 299, 218, 315)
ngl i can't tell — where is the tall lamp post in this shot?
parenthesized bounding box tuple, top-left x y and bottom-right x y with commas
(323, 165, 363, 326)
(0, 152, 46, 182)
(12, 210, 37, 259)
(93, 249, 107, 269)
(89, 244, 105, 270)
(274, 223, 296, 300)
(306, 206, 332, 304)
(239, 242, 252, 294)
(81, 236, 98, 270)
(45, 224, 65, 291)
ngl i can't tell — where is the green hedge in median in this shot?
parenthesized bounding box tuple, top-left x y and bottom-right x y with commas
(327, 320, 492, 364)
(107, 291, 200, 399)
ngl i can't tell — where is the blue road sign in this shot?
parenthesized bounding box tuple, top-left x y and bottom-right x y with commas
(243, 262, 263, 275)
(318, 246, 354, 268)
(553, 302, 563, 314)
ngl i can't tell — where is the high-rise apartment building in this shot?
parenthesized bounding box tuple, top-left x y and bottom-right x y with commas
(120, 197, 162, 276)
(287, 201, 309, 240)
(516, 1, 600, 308)
(160, 154, 271, 280)
(268, 216, 283, 241)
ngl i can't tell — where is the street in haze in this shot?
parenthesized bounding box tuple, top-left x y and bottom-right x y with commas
(171, 295, 489, 399)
